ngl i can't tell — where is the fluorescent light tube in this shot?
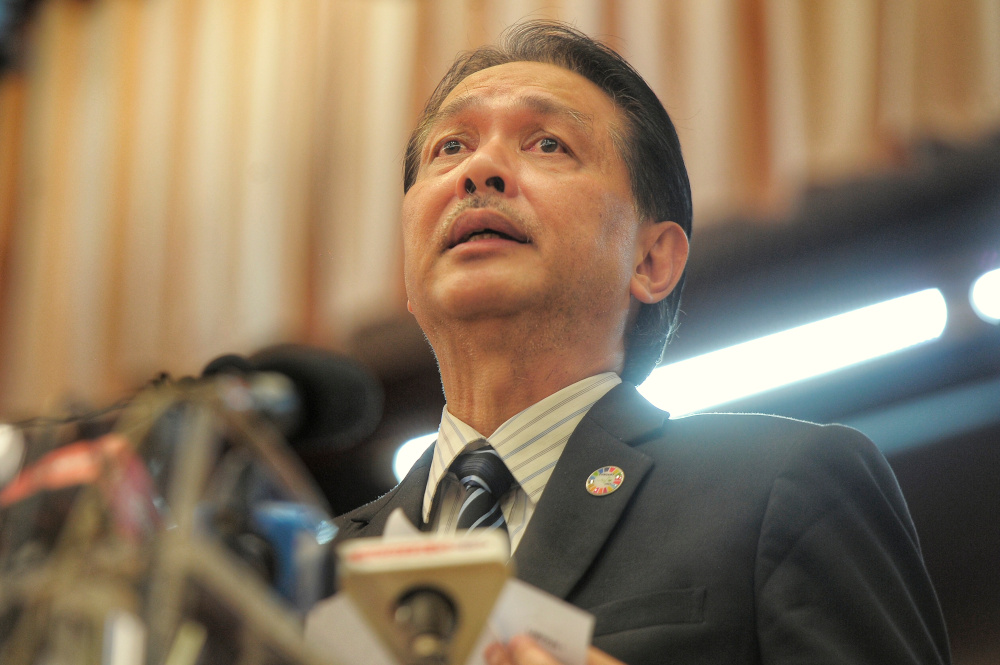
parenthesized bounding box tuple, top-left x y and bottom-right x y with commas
(638, 288, 948, 417)
(970, 268, 1000, 323)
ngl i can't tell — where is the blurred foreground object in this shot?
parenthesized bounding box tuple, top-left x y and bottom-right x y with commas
(337, 532, 509, 665)
(204, 344, 385, 456)
(0, 363, 357, 665)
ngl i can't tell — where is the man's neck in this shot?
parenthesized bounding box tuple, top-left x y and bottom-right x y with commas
(430, 321, 624, 436)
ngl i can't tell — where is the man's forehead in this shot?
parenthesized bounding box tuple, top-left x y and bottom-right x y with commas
(430, 91, 595, 132)
(426, 61, 618, 133)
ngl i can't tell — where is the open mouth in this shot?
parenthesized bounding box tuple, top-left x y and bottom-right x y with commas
(456, 229, 526, 245)
(447, 208, 531, 249)
(447, 213, 530, 248)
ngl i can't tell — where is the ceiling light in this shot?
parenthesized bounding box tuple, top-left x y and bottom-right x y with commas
(638, 288, 948, 417)
(970, 267, 1000, 323)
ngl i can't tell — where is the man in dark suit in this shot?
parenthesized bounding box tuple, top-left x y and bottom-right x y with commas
(334, 21, 950, 665)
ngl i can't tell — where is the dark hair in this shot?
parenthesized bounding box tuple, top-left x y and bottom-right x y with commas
(403, 21, 692, 384)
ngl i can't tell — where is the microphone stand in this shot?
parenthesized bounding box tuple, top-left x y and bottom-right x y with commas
(0, 378, 340, 665)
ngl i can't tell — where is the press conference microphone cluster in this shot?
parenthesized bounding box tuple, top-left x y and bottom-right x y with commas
(0, 344, 384, 665)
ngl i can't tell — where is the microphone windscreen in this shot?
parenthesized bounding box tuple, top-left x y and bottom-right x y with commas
(202, 354, 255, 376)
(248, 344, 384, 454)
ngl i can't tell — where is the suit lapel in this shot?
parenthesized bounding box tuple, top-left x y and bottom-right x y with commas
(334, 443, 435, 540)
(513, 383, 668, 599)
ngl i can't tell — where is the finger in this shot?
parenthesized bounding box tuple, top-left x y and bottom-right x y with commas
(499, 635, 628, 665)
(485, 641, 514, 665)
(506, 635, 563, 665)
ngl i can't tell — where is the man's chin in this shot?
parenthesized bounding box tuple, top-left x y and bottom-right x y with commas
(419, 288, 540, 325)
(444, 298, 533, 322)
(429, 271, 534, 306)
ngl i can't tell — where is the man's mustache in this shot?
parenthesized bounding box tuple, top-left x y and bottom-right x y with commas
(442, 195, 532, 238)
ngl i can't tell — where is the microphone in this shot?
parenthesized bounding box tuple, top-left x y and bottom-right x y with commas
(202, 345, 380, 608)
(202, 344, 384, 454)
(336, 532, 510, 665)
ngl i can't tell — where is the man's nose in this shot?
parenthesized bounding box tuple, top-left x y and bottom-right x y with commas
(455, 140, 518, 199)
(464, 176, 504, 194)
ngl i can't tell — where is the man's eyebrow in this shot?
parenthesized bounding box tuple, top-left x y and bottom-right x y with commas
(427, 93, 594, 133)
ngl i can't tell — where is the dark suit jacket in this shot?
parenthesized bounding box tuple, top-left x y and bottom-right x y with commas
(334, 383, 950, 664)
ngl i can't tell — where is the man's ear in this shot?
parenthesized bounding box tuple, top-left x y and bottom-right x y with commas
(629, 221, 689, 304)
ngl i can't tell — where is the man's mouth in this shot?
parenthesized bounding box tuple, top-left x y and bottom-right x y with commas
(456, 229, 524, 244)
(446, 212, 530, 249)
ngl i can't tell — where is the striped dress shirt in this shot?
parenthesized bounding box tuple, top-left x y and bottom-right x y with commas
(423, 372, 621, 553)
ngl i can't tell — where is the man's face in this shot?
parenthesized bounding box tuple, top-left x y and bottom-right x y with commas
(402, 61, 645, 340)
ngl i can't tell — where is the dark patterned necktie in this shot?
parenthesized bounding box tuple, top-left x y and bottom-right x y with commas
(452, 446, 516, 532)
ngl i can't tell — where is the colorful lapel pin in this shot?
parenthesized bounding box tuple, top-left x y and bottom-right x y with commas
(586, 466, 625, 496)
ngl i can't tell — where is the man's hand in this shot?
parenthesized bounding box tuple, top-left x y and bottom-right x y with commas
(484, 635, 625, 665)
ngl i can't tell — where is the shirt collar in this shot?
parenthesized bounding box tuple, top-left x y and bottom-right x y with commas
(422, 372, 621, 523)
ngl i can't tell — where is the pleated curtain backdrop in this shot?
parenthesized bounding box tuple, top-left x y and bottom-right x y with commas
(1, 0, 998, 417)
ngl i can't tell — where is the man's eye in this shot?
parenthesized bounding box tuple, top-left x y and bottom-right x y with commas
(440, 140, 463, 155)
(538, 138, 562, 153)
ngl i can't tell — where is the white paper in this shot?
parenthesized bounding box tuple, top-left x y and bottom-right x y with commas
(382, 508, 421, 539)
(305, 594, 397, 665)
(484, 578, 594, 665)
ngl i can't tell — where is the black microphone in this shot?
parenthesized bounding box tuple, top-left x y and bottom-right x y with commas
(202, 344, 384, 454)
(201, 347, 376, 611)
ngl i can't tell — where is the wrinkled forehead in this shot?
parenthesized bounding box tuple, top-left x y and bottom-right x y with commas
(420, 60, 625, 144)
(432, 89, 596, 136)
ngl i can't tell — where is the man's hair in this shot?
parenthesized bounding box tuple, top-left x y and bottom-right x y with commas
(403, 21, 692, 384)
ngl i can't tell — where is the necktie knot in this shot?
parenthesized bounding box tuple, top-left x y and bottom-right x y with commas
(453, 447, 515, 496)
(451, 446, 515, 531)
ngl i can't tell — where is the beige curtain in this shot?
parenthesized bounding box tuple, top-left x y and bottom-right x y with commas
(1, 0, 999, 417)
